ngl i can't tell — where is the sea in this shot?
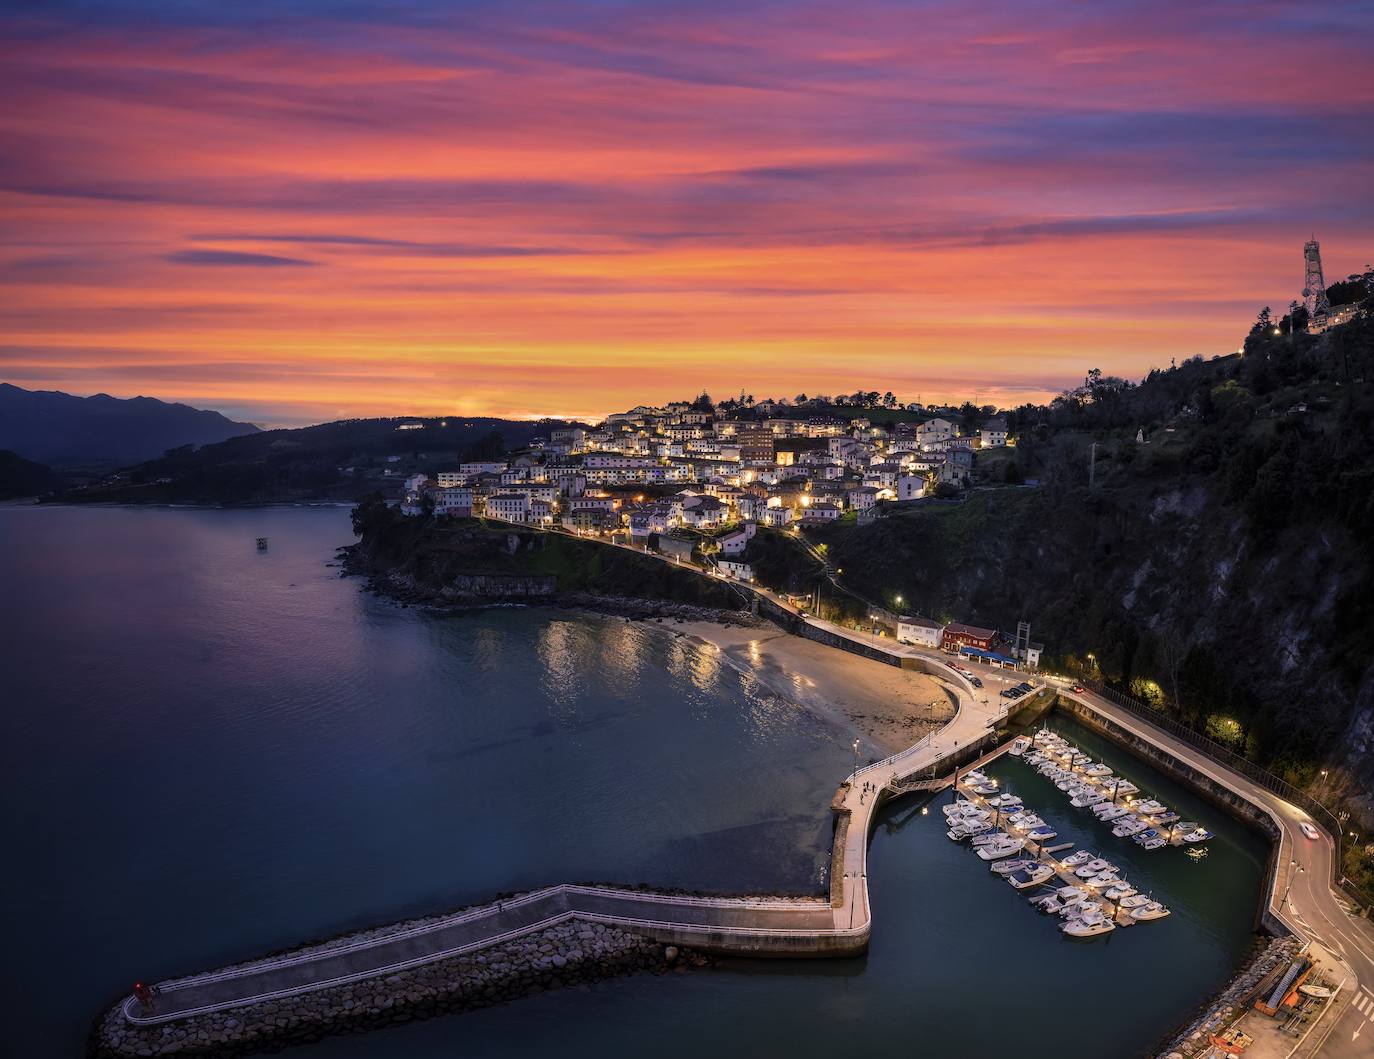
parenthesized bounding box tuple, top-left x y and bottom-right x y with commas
(0, 505, 1269, 1058)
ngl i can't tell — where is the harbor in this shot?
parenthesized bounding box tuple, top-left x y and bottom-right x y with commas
(944, 754, 1174, 940)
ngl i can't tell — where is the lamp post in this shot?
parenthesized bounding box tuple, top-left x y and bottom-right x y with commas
(852, 738, 860, 781)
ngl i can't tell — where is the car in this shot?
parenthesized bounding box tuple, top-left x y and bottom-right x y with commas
(1071, 685, 1085, 693)
(1000, 689, 1017, 699)
(1300, 821, 1321, 841)
(970, 677, 983, 688)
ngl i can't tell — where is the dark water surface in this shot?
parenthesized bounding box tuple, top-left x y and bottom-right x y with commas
(1, 506, 1268, 1058)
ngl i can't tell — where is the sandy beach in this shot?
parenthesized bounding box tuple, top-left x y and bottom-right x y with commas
(651, 618, 958, 758)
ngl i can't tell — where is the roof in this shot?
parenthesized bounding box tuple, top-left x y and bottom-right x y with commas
(959, 646, 1019, 665)
(944, 621, 997, 639)
(898, 615, 942, 629)
(809, 502, 841, 511)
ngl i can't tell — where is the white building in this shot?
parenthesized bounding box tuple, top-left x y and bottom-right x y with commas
(897, 615, 943, 648)
(485, 493, 530, 522)
(435, 486, 473, 516)
(897, 474, 927, 501)
(764, 506, 794, 528)
(980, 418, 1008, 447)
(717, 523, 756, 555)
(717, 559, 755, 582)
(917, 418, 955, 444)
(460, 461, 507, 476)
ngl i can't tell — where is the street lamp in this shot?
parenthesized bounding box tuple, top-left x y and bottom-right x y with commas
(852, 738, 860, 779)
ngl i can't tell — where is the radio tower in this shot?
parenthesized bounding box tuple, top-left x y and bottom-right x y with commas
(1303, 236, 1330, 331)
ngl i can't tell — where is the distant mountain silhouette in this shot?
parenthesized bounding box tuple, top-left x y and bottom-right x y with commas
(0, 383, 260, 467)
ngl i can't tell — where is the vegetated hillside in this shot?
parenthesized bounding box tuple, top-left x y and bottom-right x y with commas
(0, 383, 259, 468)
(347, 496, 745, 611)
(817, 308, 1374, 823)
(0, 449, 62, 499)
(50, 415, 570, 505)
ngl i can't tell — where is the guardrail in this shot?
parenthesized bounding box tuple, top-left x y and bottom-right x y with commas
(1080, 678, 1365, 911)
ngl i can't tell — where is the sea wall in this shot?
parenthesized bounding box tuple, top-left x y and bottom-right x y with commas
(1054, 696, 1290, 936)
(91, 919, 694, 1058)
(1153, 935, 1301, 1059)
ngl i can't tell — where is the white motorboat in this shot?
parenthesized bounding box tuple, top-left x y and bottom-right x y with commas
(1063, 915, 1116, 938)
(1009, 736, 1031, 756)
(1083, 763, 1113, 777)
(1071, 790, 1102, 808)
(1095, 805, 1129, 821)
(1084, 871, 1120, 889)
(970, 783, 999, 796)
(1136, 832, 1167, 850)
(1059, 896, 1101, 918)
(1061, 850, 1092, 868)
(1103, 883, 1136, 900)
(1118, 894, 1151, 909)
(1006, 863, 1054, 889)
(1183, 828, 1213, 843)
(977, 836, 1027, 860)
(970, 830, 1011, 846)
(1075, 859, 1111, 877)
(990, 857, 1035, 875)
(1008, 813, 1046, 831)
(1131, 901, 1171, 922)
(1133, 799, 1167, 816)
(947, 820, 993, 840)
(1055, 778, 1077, 791)
(1026, 825, 1058, 843)
(1034, 896, 1064, 914)
(986, 793, 1022, 808)
(1109, 780, 1139, 796)
(1113, 818, 1147, 838)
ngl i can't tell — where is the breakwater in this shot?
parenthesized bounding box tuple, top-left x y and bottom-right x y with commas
(92, 915, 694, 1058)
(1153, 935, 1301, 1059)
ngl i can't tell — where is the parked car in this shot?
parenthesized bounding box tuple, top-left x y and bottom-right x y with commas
(1000, 689, 1017, 699)
(970, 677, 983, 688)
(1300, 821, 1321, 840)
(1071, 685, 1085, 693)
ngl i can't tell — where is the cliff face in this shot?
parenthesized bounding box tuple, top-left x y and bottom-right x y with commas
(809, 321, 1374, 815)
(345, 506, 747, 614)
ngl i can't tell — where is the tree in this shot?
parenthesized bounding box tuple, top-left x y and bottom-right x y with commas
(794, 393, 809, 405)
(882, 391, 896, 408)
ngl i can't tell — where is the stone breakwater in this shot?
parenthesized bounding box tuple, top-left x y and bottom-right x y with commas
(91, 918, 701, 1058)
(1155, 934, 1301, 1058)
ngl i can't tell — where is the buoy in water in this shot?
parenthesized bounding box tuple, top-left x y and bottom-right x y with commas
(255, 537, 268, 550)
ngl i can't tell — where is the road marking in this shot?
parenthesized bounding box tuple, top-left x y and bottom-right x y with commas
(1357, 992, 1370, 1015)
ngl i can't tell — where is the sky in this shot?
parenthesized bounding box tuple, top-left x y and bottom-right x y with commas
(3, 1, 1373, 427)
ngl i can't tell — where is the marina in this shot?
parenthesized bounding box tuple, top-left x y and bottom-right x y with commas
(945, 761, 1173, 940)
(1015, 730, 1215, 850)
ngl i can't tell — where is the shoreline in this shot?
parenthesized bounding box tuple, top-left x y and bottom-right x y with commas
(652, 618, 955, 758)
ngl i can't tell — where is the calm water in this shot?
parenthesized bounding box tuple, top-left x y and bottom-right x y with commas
(1, 506, 1269, 1058)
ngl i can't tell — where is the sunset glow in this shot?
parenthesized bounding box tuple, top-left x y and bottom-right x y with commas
(4, 1, 1373, 424)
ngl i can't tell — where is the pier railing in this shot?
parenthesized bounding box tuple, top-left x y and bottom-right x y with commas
(1080, 678, 1364, 910)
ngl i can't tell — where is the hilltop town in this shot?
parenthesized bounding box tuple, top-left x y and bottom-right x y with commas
(398, 398, 1009, 573)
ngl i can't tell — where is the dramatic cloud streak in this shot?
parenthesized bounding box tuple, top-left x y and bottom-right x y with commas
(2, 0, 1372, 423)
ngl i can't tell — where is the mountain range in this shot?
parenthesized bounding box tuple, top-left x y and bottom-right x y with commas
(0, 383, 260, 468)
